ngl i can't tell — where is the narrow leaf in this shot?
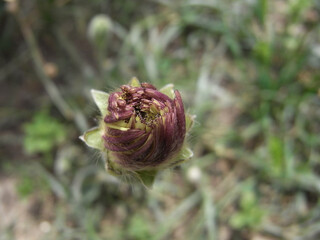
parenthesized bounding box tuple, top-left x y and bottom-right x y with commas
(167, 145, 194, 168)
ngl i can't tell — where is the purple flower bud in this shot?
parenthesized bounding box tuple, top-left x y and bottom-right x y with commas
(80, 78, 194, 187)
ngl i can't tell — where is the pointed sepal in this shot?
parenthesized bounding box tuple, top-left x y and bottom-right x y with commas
(186, 114, 196, 132)
(79, 127, 103, 150)
(91, 89, 109, 116)
(179, 146, 194, 160)
(129, 77, 141, 87)
(166, 145, 194, 168)
(160, 83, 175, 99)
(105, 154, 157, 188)
(136, 170, 157, 188)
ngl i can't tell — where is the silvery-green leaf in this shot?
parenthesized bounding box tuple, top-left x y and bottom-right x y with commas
(180, 146, 193, 160)
(186, 114, 196, 132)
(91, 89, 109, 116)
(79, 127, 103, 150)
(129, 77, 141, 87)
(160, 84, 175, 99)
(165, 145, 194, 169)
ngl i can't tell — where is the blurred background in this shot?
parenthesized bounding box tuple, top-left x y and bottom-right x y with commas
(1, 0, 320, 239)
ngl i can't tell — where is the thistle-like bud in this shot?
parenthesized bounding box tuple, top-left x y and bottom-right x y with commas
(80, 78, 194, 187)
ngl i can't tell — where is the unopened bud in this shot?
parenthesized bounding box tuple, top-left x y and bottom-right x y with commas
(80, 78, 195, 187)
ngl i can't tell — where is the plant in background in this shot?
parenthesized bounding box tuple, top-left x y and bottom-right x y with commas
(230, 181, 265, 229)
(80, 77, 194, 187)
(23, 111, 66, 155)
(87, 14, 113, 52)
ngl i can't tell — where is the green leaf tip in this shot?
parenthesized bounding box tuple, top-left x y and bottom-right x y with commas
(180, 146, 193, 160)
(91, 89, 109, 116)
(160, 84, 175, 99)
(186, 114, 196, 132)
(136, 170, 157, 188)
(80, 127, 103, 150)
(129, 77, 141, 87)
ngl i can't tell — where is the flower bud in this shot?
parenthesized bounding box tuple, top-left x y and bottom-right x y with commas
(80, 78, 194, 187)
(87, 14, 113, 50)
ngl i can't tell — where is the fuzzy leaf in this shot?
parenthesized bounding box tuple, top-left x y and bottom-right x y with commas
(186, 114, 196, 132)
(136, 170, 157, 188)
(165, 145, 194, 169)
(79, 127, 103, 150)
(180, 146, 194, 160)
(91, 89, 109, 116)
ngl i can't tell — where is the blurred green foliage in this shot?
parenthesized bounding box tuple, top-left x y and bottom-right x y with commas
(230, 181, 265, 229)
(23, 111, 66, 155)
(16, 175, 35, 198)
(127, 215, 152, 240)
